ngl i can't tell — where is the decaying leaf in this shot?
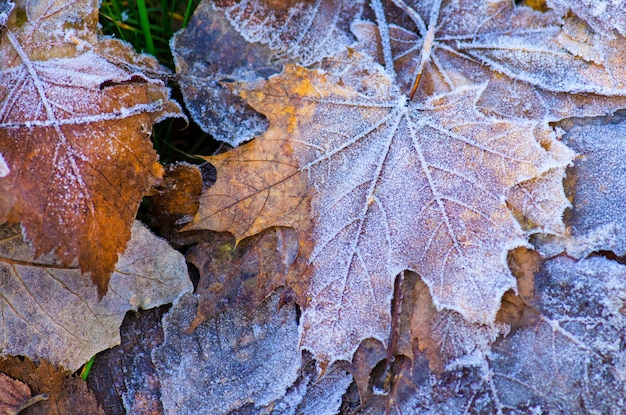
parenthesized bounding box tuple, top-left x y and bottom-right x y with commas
(486, 256, 626, 413)
(547, 0, 626, 36)
(142, 163, 203, 238)
(186, 226, 298, 332)
(0, 0, 183, 293)
(215, 0, 363, 66)
(556, 120, 626, 258)
(0, 372, 47, 415)
(0, 221, 192, 371)
(152, 291, 301, 415)
(189, 50, 566, 366)
(170, 2, 279, 146)
(0, 356, 104, 415)
(86, 307, 169, 415)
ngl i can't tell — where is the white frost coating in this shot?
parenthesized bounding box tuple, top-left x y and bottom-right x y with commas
(0, 153, 9, 177)
(547, 0, 626, 36)
(153, 292, 301, 415)
(486, 256, 626, 413)
(276, 55, 564, 365)
(216, 0, 362, 66)
(553, 122, 626, 257)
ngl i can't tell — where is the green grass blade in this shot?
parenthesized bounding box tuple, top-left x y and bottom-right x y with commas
(136, 0, 156, 55)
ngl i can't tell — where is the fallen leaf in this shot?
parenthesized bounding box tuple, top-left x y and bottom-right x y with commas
(142, 163, 203, 238)
(0, 372, 47, 415)
(486, 256, 626, 413)
(0, 356, 104, 415)
(0, 0, 183, 294)
(558, 120, 626, 258)
(189, 50, 564, 366)
(171, 2, 279, 146)
(87, 307, 168, 415)
(215, 0, 363, 66)
(0, 221, 192, 371)
(547, 0, 626, 36)
(152, 291, 301, 415)
(186, 226, 298, 332)
(410, 278, 507, 373)
(261, 356, 353, 415)
(352, 0, 626, 121)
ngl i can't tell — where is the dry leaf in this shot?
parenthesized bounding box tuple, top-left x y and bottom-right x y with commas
(353, 0, 626, 121)
(142, 163, 203, 237)
(171, 2, 279, 146)
(189, 50, 565, 366)
(0, 356, 104, 415)
(0, 0, 182, 294)
(547, 0, 626, 36)
(486, 256, 626, 413)
(0, 221, 192, 371)
(559, 120, 626, 257)
(86, 307, 168, 415)
(215, 0, 363, 66)
(186, 226, 298, 331)
(0, 372, 47, 415)
(152, 291, 301, 415)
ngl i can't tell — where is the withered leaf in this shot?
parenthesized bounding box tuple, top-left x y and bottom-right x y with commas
(171, 2, 279, 146)
(547, 0, 626, 36)
(189, 50, 565, 366)
(86, 307, 169, 415)
(0, 372, 47, 415)
(152, 291, 301, 415)
(0, 0, 183, 294)
(353, 0, 626, 121)
(554, 120, 626, 258)
(215, 0, 363, 66)
(0, 221, 192, 371)
(0, 356, 104, 415)
(486, 256, 626, 413)
(186, 226, 298, 331)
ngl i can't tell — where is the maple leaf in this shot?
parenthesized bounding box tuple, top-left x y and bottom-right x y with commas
(0, 0, 182, 294)
(0, 221, 192, 371)
(353, 0, 626, 120)
(188, 50, 565, 366)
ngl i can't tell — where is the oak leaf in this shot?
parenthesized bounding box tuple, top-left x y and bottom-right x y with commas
(188, 50, 565, 366)
(0, 0, 182, 293)
(0, 221, 192, 371)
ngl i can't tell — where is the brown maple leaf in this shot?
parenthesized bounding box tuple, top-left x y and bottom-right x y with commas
(0, 0, 182, 294)
(187, 49, 566, 367)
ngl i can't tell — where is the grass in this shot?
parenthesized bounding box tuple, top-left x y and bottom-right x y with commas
(99, 0, 215, 163)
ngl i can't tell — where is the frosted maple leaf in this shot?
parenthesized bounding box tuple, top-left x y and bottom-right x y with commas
(188, 48, 567, 365)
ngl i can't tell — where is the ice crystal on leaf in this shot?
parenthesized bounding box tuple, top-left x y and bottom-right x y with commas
(0, 0, 182, 293)
(188, 48, 569, 366)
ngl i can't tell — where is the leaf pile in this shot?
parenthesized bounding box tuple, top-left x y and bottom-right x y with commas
(2, 0, 626, 413)
(162, 0, 626, 412)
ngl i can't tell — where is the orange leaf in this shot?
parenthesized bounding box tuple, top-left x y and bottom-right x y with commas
(0, 0, 182, 294)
